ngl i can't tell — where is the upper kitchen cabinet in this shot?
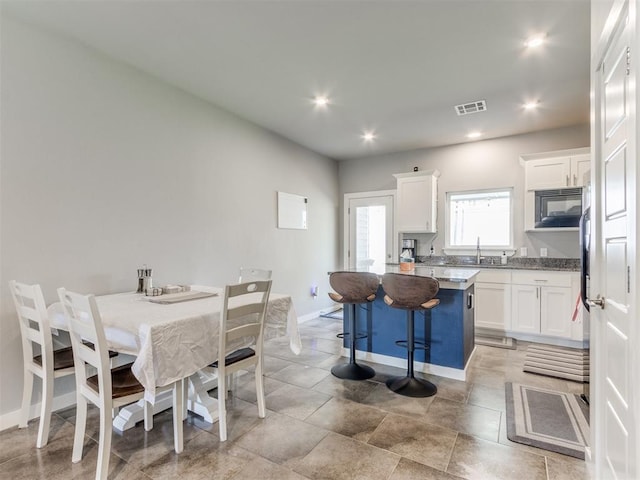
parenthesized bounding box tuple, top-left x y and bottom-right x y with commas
(521, 147, 590, 190)
(393, 170, 440, 233)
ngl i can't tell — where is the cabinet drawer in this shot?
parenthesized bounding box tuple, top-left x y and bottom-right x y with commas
(476, 269, 512, 284)
(511, 270, 573, 287)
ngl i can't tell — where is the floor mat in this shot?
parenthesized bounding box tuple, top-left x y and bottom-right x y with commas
(505, 382, 589, 459)
(523, 344, 589, 382)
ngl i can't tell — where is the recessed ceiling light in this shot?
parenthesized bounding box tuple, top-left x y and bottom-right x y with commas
(525, 35, 545, 48)
(524, 101, 539, 110)
(362, 131, 376, 142)
(467, 131, 482, 139)
(313, 95, 329, 107)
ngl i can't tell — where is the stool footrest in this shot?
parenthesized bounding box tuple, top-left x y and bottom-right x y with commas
(336, 332, 368, 341)
(394, 340, 429, 351)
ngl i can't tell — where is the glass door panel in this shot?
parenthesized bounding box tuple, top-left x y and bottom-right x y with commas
(348, 195, 393, 274)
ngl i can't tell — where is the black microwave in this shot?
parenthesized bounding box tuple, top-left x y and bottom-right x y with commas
(534, 188, 582, 228)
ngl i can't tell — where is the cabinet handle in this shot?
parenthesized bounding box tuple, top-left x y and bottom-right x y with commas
(566, 175, 570, 186)
(573, 174, 577, 186)
(536, 287, 539, 299)
(534, 279, 548, 282)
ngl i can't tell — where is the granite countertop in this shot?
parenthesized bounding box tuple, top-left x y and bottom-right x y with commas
(386, 265, 479, 283)
(408, 256, 580, 272)
(334, 266, 480, 283)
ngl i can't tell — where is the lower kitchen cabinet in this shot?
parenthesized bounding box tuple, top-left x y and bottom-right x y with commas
(475, 270, 512, 332)
(510, 270, 580, 340)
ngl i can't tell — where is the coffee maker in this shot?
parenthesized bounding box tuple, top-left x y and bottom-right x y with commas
(401, 238, 417, 260)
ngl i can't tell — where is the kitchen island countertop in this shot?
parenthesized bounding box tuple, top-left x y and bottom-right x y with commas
(332, 265, 480, 289)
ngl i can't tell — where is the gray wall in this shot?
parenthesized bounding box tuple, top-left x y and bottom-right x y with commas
(0, 17, 339, 420)
(339, 124, 590, 260)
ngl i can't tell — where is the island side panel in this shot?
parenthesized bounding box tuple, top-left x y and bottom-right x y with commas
(429, 284, 475, 369)
(342, 285, 474, 370)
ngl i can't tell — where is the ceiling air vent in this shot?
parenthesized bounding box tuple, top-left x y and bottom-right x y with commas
(455, 100, 487, 116)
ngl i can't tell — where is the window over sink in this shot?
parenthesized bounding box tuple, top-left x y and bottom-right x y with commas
(445, 188, 513, 251)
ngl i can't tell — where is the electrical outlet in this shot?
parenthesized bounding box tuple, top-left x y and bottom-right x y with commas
(520, 247, 528, 257)
(310, 285, 318, 298)
(540, 247, 548, 257)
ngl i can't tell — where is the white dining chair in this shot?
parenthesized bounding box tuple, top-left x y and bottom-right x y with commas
(57, 288, 185, 480)
(212, 279, 272, 441)
(238, 267, 272, 283)
(10, 280, 76, 448)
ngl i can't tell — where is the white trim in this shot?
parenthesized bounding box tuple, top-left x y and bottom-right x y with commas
(340, 347, 474, 382)
(0, 390, 77, 432)
(505, 331, 585, 349)
(443, 248, 516, 256)
(297, 307, 339, 324)
(444, 187, 515, 252)
(519, 147, 590, 165)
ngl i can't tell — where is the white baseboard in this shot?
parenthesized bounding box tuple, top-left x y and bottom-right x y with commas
(0, 391, 77, 432)
(342, 348, 468, 381)
(297, 305, 340, 324)
(506, 331, 585, 349)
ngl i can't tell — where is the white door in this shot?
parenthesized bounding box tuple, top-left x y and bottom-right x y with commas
(540, 286, 573, 338)
(475, 283, 511, 331)
(592, 2, 637, 477)
(511, 284, 540, 334)
(525, 157, 571, 190)
(345, 192, 394, 274)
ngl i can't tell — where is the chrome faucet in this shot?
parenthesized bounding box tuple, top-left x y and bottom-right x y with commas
(476, 237, 481, 264)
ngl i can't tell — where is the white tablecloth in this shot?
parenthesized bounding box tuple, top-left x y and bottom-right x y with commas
(49, 286, 301, 396)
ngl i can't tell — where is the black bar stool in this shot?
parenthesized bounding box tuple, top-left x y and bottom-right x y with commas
(328, 271, 380, 380)
(381, 273, 440, 397)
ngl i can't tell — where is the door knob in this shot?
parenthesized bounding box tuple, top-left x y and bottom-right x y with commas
(587, 295, 606, 309)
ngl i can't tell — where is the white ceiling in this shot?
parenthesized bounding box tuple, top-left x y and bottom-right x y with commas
(3, 0, 591, 161)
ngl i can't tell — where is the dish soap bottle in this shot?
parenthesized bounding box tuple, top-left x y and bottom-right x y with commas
(501, 251, 507, 265)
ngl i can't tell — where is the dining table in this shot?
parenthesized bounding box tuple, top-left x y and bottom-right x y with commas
(48, 285, 301, 431)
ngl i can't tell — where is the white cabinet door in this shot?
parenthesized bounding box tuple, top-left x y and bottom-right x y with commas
(540, 286, 573, 338)
(525, 157, 571, 190)
(570, 154, 591, 187)
(394, 171, 438, 233)
(511, 284, 540, 333)
(475, 283, 511, 331)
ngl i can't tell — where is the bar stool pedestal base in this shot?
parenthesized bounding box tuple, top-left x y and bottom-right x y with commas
(385, 375, 437, 398)
(331, 362, 375, 381)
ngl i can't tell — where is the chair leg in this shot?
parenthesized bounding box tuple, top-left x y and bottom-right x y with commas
(173, 379, 184, 454)
(19, 369, 33, 429)
(183, 378, 189, 419)
(255, 360, 266, 419)
(143, 400, 153, 431)
(218, 370, 227, 442)
(36, 371, 54, 448)
(227, 373, 235, 396)
(96, 399, 112, 480)
(72, 395, 87, 463)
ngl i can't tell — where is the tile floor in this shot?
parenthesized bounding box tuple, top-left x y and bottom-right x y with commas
(0, 315, 590, 479)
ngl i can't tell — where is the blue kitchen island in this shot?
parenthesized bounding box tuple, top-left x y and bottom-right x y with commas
(338, 266, 479, 380)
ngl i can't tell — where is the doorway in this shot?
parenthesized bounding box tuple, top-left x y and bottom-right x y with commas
(344, 191, 395, 274)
